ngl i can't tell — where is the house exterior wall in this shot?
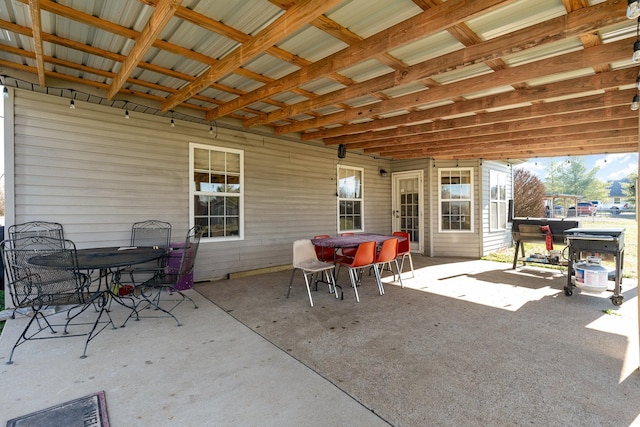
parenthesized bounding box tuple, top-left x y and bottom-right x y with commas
(391, 159, 431, 256)
(5, 89, 392, 281)
(480, 161, 514, 255)
(4, 89, 514, 280)
(430, 160, 482, 257)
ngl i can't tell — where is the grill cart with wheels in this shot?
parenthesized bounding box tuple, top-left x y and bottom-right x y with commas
(564, 228, 625, 306)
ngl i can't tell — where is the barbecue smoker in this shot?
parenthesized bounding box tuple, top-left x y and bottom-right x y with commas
(564, 228, 625, 306)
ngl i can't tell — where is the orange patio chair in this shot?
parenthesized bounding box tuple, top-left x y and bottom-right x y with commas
(375, 237, 403, 290)
(335, 241, 381, 302)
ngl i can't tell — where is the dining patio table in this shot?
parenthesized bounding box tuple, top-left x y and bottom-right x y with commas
(29, 246, 167, 320)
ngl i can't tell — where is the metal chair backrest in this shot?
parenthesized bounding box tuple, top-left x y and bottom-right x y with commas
(1, 236, 85, 309)
(376, 238, 398, 264)
(131, 220, 172, 249)
(8, 221, 65, 243)
(167, 226, 202, 285)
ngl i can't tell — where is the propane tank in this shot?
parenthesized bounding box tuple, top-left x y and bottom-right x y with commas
(574, 256, 609, 293)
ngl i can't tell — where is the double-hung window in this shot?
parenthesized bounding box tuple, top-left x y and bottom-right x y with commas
(190, 143, 243, 240)
(337, 165, 364, 233)
(439, 168, 473, 232)
(490, 170, 508, 231)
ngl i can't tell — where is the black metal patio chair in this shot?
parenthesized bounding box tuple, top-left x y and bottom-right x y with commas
(1, 235, 115, 364)
(123, 225, 202, 327)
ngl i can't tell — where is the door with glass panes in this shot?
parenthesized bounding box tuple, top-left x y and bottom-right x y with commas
(392, 171, 423, 253)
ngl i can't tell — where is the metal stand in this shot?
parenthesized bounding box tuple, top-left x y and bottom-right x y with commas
(564, 228, 625, 306)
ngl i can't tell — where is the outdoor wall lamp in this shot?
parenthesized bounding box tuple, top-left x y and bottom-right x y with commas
(631, 94, 639, 111)
(379, 168, 388, 177)
(337, 144, 346, 159)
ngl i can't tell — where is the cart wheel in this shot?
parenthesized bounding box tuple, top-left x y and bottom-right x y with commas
(564, 288, 573, 296)
(610, 295, 623, 306)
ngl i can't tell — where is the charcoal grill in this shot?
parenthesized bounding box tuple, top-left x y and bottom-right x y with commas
(564, 228, 625, 306)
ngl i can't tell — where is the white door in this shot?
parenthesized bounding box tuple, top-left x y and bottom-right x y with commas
(392, 171, 423, 253)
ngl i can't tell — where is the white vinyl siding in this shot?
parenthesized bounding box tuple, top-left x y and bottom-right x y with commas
(7, 90, 393, 280)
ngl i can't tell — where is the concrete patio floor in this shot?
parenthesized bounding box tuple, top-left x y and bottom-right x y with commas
(0, 256, 639, 426)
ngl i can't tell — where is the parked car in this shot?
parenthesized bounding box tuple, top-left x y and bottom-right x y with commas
(567, 201, 597, 216)
(600, 202, 628, 215)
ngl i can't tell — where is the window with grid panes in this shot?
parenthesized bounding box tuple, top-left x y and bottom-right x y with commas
(337, 165, 364, 233)
(490, 170, 508, 231)
(438, 168, 473, 232)
(190, 143, 243, 240)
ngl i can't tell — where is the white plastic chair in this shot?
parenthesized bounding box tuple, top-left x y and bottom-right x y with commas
(287, 239, 338, 307)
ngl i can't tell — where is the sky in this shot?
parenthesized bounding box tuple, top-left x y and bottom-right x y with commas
(514, 153, 638, 183)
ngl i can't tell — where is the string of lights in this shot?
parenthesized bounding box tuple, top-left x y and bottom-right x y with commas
(629, 1, 640, 110)
(0, 74, 219, 136)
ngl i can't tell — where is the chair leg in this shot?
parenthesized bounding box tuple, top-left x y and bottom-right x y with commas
(393, 259, 404, 288)
(347, 268, 360, 302)
(399, 253, 415, 279)
(302, 273, 314, 307)
(372, 263, 384, 295)
(287, 268, 297, 299)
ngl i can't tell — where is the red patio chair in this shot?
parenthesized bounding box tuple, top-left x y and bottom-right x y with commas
(393, 231, 414, 279)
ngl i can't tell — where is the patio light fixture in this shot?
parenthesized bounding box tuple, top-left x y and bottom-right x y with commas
(633, 17, 640, 62)
(2, 86, 8, 98)
(170, 110, 175, 127)
(124, 101, 129, 119)
(628, 0, 640, 19)
(337, 144, 346, 159)
(631, 94, 639, 111)
(378, 168, 388, 177)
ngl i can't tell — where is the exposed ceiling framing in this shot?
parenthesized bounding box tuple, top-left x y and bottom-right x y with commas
(0, 0, 637, 160)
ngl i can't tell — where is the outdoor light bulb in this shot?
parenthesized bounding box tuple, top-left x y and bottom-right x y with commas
(628, 0, 640, 19)
(124, 109, 129, 119)
(69, 99, 75, 109)
(631, 94, 639, 111)
(170, 118, 175, 127)
(633, 40, 640, 62)
(209, 125, 213, 134)
(636, 75, 640, 90)
(2, 86, 8, 98)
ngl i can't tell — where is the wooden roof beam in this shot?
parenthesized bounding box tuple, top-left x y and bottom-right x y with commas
(276, 37, 631, 135)
(206, 0, 516, 120)
(107, 0, 182, 99)
(161, 0, 342, 111)
(27, 0, 45, 87)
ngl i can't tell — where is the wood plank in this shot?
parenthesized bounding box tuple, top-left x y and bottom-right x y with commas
(106, 0, 182, 99)
(161, 0, 343, 111)
(27, 0, 45, 87)
(206, 0, 516, 120)
(277, 37, 631, 135)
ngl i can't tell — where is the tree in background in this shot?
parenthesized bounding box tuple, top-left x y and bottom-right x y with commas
(622, 170, 637, 207)
(544, 158, 607, 201)
(514, 168, 545, 217)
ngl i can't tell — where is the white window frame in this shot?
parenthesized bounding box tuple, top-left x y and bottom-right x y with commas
(190, 143, 244, 241)
(438, 167, 474, 233)
(337, 165, 364, 233)
(489, 169, 508, 231)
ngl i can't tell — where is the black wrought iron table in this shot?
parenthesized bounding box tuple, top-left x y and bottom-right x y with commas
(31, 246, 166, 321)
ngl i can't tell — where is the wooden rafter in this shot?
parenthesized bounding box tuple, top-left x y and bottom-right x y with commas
(106, 0, 182, 99)
(161, 0, 343, 111)
(27, 0, 45, 87)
